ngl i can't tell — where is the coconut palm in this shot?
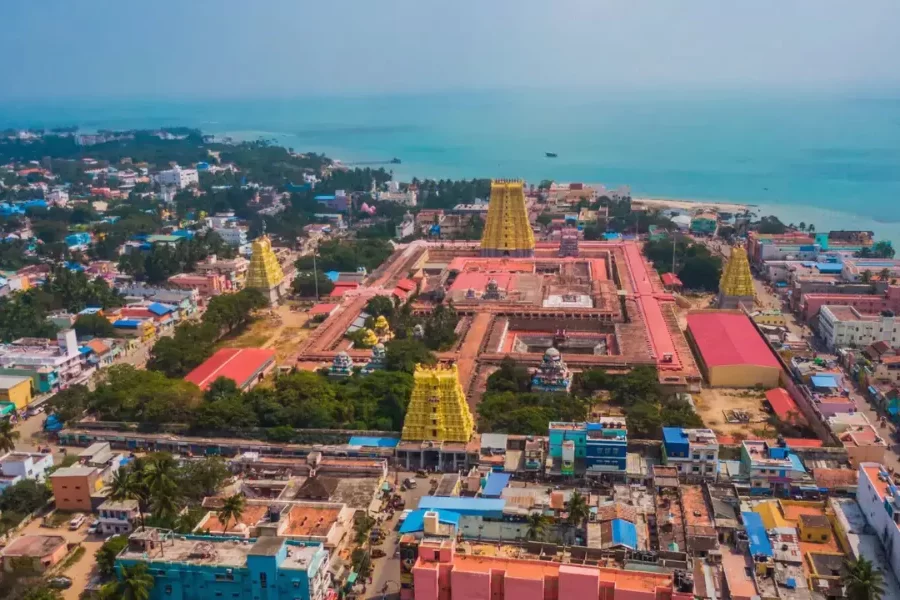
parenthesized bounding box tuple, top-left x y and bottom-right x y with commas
(108, 467, 147, 529)
(861, 270, 873, 284)
(525, 513, 549, 541)
(144, 453, 180, 522)
(101, 563, 155, 600)
(842, 557, 885, 600)
(880, 268, 891, 283)
(216, 493, 246, 534)
(566, 491, 590, 527)
(0, 419, 20, 453)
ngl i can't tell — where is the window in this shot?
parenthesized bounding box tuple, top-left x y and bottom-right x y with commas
(260, 574, 267, 589)
(165, 586, 172, 595)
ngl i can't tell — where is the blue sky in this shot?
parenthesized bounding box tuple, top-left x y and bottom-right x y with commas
(1, 0, 899, 99)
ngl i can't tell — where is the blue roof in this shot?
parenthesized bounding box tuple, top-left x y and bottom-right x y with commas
(113, 319, 143, 328)
(78, 346, 93, 355)
(147, 302, 174, 316)
(315, 195, 336, 201)
(417, 496, 506, 516)
(325, 271, 340, 282)
(611, 519, 638, 549)
(398, 509, 461, 534)
(810, 374, 839, 388)
(815, 263, 843, 273)
(78, 307, 103, 315)
(788, 453, 807, 474)
(482, 472, 511, 498)
(741, 511, 773, 557)
(662, 427, 687, 445)
(348, 436, 400, 448)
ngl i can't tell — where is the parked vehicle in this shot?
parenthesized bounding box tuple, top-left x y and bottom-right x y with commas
(69, 513, 86, 530)
(403, 478, 417, 489)
(47, 577, 72, 589)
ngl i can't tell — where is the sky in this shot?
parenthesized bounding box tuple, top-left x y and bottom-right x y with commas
(1, 0, 899, 99)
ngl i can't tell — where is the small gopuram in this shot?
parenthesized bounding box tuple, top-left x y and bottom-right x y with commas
(531, 347, 573, 392)
(246, 234, 287, 304)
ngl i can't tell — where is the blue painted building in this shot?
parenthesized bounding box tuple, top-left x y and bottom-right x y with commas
(549, 419, 627, 476)
(115, 529, 331, 600)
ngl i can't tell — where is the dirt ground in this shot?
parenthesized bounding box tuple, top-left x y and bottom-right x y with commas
(673, 292, 717, 328)
(218, 303, 310, 362)
(695, 387, 771, 436)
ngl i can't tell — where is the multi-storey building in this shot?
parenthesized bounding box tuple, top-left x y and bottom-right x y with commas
(115, 529, 331, 600)
(155, 166, 198, 189)
(0, 330, 91, 393)
(97, 499, 139, 535)
(549, 419, 627, 478)
(661, 427, 719, 480)
(740, 440, 808, 496)
(856, 462, 900, 581)
(0, 452, 54, 491)
(818, 305, 900, 350)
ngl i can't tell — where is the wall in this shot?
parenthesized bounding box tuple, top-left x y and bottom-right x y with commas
(856, 464, 900, 581)
(51, 474, 96, 512)
(707, 364, 780, 388)
(0, 378, 33, 409)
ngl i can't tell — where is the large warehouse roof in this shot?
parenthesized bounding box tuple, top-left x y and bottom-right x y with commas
(687, 312, 780, 369)
(185, 347, 275, 390)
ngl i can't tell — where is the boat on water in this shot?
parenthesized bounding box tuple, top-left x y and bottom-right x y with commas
(390, 157, 402, 164)
(545, 152, 558, 158)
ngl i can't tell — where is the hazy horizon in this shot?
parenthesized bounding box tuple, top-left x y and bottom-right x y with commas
(1, 0, 899, 100)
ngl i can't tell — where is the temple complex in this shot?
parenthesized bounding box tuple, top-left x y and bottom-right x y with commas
(717, 244, 755, 309)
(246, 234, 287, 304)
(480, 180, 535, 257)
(401, 365, 474, 443)
(328, 351, 354, 378)
(531, 347, 573, 392)
(362, 343, 386, 375)
(559, 227, 579, 257)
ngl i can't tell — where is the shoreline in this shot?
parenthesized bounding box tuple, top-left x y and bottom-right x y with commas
(631, 196, 753, 214)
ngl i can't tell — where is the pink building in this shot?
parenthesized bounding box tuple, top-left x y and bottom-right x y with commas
(412, 539, 692, 600)
(168, 273, 226, 296)
(801, 285, 900, 322)
(812, 394, 857, 418)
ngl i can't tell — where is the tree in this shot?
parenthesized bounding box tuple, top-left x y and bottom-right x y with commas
(74, 313, 117, 338)
(798, 222, 806, 232)
(861, 270, 873, 284)
(384, 339, 437, 374)
(365, 296, 395, 319)
(526, 513, 549, 541)
(423, 303, 460, 350)
(677, 255, 723, 292)
(177, 457, 232, 502)
(756, 215, 787, 235)
(144, 453, 181, 523)
(291, 270, 333, 298)
(880, 268, 891, 283)
(0, 419, 20, 453)
(842, 557, 885, 600)
(101, 563, 155, 600)
(107, 467, 148, 529)
(216, 493, 246, 534)
(487, 356, 532, 393)
(0, 479, 51, 514)
(95, 535, 128, 577)
(872, 241, 895, 259)
(566, 491, 590, 527)
(22, 587, 62, 600)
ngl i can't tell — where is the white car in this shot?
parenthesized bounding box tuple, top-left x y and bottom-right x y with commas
(69, 513, 87, 530)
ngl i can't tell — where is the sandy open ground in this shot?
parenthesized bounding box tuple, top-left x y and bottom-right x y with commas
(695, 387, 770, 436)
(633, 197, 751, 213)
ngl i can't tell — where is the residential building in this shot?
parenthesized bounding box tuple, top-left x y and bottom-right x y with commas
(747, 232, 819, 265)
(168, 273, 227, 296)
(411, 538, 694, 600)
(155, 166, 198, 189)
(115, 529, 332, 600)
(856, 463, 900, 582)
(0, 374, 34, 409)
(212, 222, 249, 248)
(871, 354, 900, 384)
(0, 329, 91, 393)
(97, 499, 140, 535)
(816, 230, 875, 253)
(395, 212, 416, 239)
(50, 465, 102, 511)
(549, 419, 627, 478)
(0, 535, 68, 573)
(661, 427, 719, 480)
(801, 285, 900, 323)
(378, 189, 417, 206)
(46, 188, 69, 207)
(314, 192, 349, 212)
(818, 305, 900, 350)
(0, 451, 54, 491)
(690, 213, 717, 235)
(740, 439, 808, 496)
(194, 254, 249, 289)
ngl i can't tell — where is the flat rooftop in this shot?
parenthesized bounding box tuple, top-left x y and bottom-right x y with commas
(284, 505, 341, 537)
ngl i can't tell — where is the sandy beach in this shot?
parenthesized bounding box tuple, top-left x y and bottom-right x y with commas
(632, 197, 753, 214)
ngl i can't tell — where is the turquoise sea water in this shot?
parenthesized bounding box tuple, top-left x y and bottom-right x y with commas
(2, 90, 899, 243)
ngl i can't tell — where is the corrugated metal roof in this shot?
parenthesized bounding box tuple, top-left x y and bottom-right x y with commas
(347, 436, 399, 448)
(398, 509, 461, 534)
(417, 496, 505, 515)
(482, 472, 511, 498)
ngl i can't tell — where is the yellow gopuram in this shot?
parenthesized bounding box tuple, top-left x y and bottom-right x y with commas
(246, 235, 287, 304)
(480, 179, 535, 257)
(717, 244, 755, 309)
(401, 364, 474, 443)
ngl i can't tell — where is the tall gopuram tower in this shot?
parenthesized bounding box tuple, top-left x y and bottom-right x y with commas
(246, 234, 287, 304)
(716, 244, 755, 309)
(480, 179, 535, 257)
(401, 364, 474, 443)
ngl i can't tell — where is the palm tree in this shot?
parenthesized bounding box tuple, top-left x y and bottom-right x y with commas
(101, 563, 155, 600)
(880, 268, 891, 283)
(216, 493, 246, 534)
(808, 223, 816, 233)
(525, 513, 549, 541)
(108, 468, 147, 529)
(0, 419, 20, 453)
(144, 454, 180, 522)
(842, 557, 885, 600)
(861, 270, 873, 284)
(798, 222, 806, 232)
(566, 491, 590, 527)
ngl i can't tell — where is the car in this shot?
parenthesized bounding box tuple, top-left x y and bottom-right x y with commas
(403, 478, 417, 489)
(47, 577, 72, 590)
(87, 522, 100, 535)
(69, 513, 87, 530)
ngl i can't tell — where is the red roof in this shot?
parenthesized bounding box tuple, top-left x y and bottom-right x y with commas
(783, 438, 823, 448)
(185, 348, 276, 391)
(687, 312, 781, 369)
(328, 282, 359, 298)
(765, 388, 807, 424)
(395, 278, 417, 292)
(308, 303, 339, 317)
(661, 273, 682, 287)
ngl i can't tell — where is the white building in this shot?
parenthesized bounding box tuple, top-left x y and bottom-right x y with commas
(212, 224, 249, 247)
(97, 499, 140, 535)
(159, 186, 177, 204)
(856, 463, 900, 581)
(46, 188, 69, 207)
(155, 166, 198, 189)
(378, 189, 417, 207)
(0, 330, 91, 392)
(661, 427, 719, 480)
(818, 305, 900, 350)
(395, 212, 416, 239)
(0, 452, 54, 491)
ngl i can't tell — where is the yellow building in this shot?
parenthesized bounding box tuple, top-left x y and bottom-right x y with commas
(246, 234, 286, 304)
(752, 310, 787, 327)
(480, 180, 535, 258)
(798, 513, 832, 543)
(0, 375, 34, 409)
(401, 364, 474, 443)
(717, 244, 755, 309)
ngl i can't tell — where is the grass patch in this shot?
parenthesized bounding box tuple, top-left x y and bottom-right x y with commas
(59, 545, 86, 571)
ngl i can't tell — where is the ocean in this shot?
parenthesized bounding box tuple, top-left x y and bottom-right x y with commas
(2, 89, 899, 243)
